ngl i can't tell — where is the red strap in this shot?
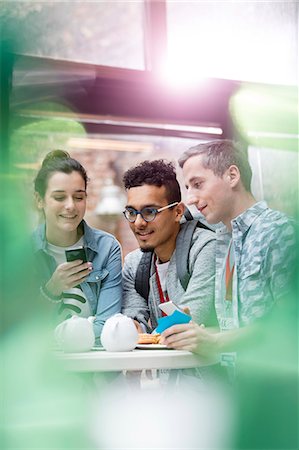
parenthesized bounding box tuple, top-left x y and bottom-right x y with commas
(155, 259, 169, 316)
(225, 243, 235, 302)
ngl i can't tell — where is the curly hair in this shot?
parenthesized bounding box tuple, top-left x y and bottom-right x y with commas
(123, 159, 181, 203)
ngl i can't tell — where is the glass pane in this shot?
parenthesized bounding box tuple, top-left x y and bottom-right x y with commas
(249, 146, 298, 218)
(1, 1, 144, 69)
(167, 1, 297, 85)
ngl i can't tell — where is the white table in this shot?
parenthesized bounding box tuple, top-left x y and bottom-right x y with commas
(55, 347, 219, 372)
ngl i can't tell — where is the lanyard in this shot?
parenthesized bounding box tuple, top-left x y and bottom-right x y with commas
(225, 241, 235, 302)
(155, 258, 169, 316)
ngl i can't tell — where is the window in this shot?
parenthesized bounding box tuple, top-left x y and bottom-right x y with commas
(166, 1, 297, 85)
(1, 1, 145, 69)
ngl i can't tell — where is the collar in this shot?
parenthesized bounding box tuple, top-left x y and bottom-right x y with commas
(32, 220, 98, 253)
(32, 222, 47, 252)
(82, 220, 100, 253)
(216, 201, 268, 238)
(231, 201, 268, 235)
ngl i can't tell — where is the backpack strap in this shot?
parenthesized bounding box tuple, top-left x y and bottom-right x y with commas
(184, 207, 213, 231)
(175, 220, 199, 290)
(183, 207, 194, 221)
(134, 251, 153, 300)
(176, 219, 214, 290)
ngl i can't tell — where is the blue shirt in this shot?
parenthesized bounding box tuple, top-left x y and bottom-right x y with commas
(215, 201, 296, 330)
(32, 220, 123, 340)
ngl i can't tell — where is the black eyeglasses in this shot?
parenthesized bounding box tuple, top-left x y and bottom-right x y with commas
(123, 202, 179, 223)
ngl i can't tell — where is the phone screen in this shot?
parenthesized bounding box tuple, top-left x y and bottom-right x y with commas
(65, 247, 88, 263)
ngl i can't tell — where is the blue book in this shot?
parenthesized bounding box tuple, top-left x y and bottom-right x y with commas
(156, 310, 191, 334)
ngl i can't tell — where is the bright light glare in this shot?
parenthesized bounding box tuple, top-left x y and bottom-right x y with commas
(158, 30, 211, 88)
(166, 11, 297, 86)
(159, 57, 207, 89)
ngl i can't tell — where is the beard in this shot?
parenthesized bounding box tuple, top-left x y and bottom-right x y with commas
(140, 246, 155, 253)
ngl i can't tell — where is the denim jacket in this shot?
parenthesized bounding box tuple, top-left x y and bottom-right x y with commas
(32, 220, 123, 339)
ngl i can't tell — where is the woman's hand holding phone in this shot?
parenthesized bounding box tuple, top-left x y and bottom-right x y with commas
(46, 260, 92, 296)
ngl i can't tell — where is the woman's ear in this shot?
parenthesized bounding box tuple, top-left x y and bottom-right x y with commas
(34, 192, 44, 210)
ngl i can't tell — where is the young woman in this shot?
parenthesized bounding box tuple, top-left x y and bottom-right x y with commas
(32, 150, 122, 342)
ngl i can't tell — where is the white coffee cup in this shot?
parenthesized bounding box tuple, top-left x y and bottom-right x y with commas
(101, 313, 138, 352)
(54, 315, 95, 353)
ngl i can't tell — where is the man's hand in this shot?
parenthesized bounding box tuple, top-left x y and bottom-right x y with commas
(133, 320, 144, 334)
(160, 322, 220, 357)
(46, 260, 92, 296)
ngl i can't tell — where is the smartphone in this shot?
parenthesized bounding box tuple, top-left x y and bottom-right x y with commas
(158, 301, 182, 316)
(65, 247, 88, 263)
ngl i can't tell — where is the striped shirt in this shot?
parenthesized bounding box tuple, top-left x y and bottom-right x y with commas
(47, 239, 91, 321)
(215, 201, 296, 330)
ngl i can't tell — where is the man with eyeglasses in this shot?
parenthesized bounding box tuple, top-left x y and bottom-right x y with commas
(121, 159, 217, 339)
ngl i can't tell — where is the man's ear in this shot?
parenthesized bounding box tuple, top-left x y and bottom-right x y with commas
(226, 165, 240, 188)
(34, 192, 44, 210)
(175, 202, 185, 222)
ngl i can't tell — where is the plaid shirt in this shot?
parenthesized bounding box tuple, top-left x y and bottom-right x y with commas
(215, 201, 296, 331)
